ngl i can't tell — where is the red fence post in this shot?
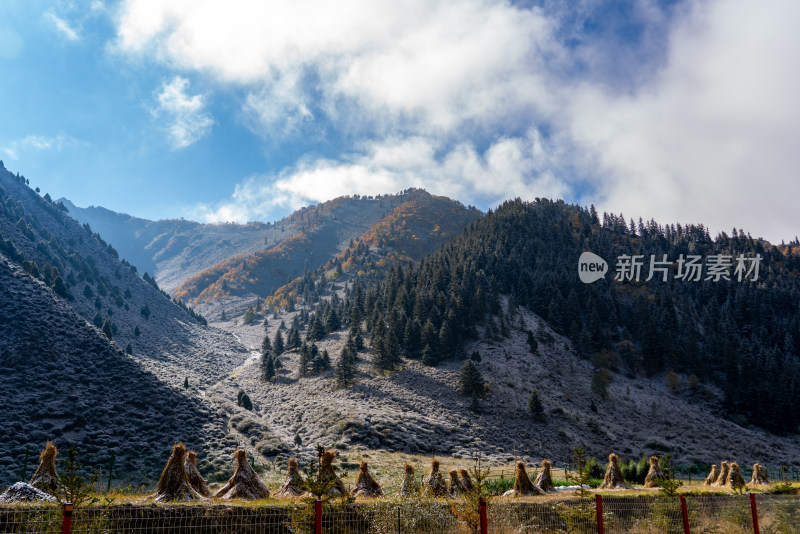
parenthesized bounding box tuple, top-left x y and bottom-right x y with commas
(314, 499, 322, 534)
(749, 493, 760, 534)
(60, 503, 73, 534)
(479, 497, 488, 534)
(595, 494, 604, 534)
(679, 495, 691, 534)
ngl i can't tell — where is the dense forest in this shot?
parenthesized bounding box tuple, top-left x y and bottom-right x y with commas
(263, 198, 800, 435)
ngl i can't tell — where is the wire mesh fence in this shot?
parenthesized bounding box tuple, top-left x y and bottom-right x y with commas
(0, 505, 62, 534)
(1, 493, 798, 533)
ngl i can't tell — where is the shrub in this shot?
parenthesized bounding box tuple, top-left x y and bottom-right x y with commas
(237, 390, 253, 411)
(591, 368, 611, 399)
(666, 370, 681, 392)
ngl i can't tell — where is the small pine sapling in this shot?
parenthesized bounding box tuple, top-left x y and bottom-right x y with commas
(654, 453, 683, 497)
(56, 447, 99, 507)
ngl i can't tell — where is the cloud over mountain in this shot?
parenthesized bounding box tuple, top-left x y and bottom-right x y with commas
(113, 0, 800, 241)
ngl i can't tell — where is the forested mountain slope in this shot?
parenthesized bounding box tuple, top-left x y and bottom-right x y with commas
(175, 190, 480, 317)
(301, 198, 800, 434)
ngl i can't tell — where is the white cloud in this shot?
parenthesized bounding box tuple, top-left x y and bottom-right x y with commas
(189, 131, 568, 223)
(563, 0, 800, 240)
(116, 0, 800, 241)
(115, 0, 563, 137)
(44, 11, 80, 41)
(1, 135, 83, 160)
(153, 76, 214, 149)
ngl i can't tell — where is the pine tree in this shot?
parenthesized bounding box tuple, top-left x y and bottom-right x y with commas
(375, 329, 401, 371)
(125, 342, 132, 355)
(93, 312, 103, 328)
(528, 389, 546, 422)
(527, 330, 538, 354)
(422, 344, 436, 366)
(325, 308, 341, 332)
(458, 360, 486, 398)
(101, 319, 113, 340)
(287, 324, 301, 350)
(403, 319, 422, 359)
(273, 330, 285, 356)
(335, 346, 356, 387)
(261, 334, 272, 356)
(134, 325, 141, 337)
(298, 343, 309, 377)
(263, 354, 275, 381)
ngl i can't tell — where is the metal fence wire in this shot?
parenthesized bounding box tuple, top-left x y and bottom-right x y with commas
(1, 493, 798, 534)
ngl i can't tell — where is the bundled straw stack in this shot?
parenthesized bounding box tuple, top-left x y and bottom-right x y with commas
(503, 461, 543, 497)
(351, 461, 382, 497)
(714, 461, 730, 487)
(312, 449, 346, 496)
(399, 463, 419, 496)
(29, 442, 58, 493)
(704, 464, 719, 486)
(422, 458, 447, 497)
(214, 449, 269, 500)
(274, 458, 305, 497)
(459, 469, 474, 494)
(153, 443, 203, 502)
(750, 463, 770, 486)
(643, 456, 664, 488)
(599, 453, 630, 490)
(534, 459, 556, 493)
(184, 450, 211, 497)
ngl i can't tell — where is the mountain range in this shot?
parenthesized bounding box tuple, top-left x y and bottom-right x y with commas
(2, 159, 799, 488)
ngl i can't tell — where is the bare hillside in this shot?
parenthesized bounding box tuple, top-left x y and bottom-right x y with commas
(0, 255, 235, 485)
(214, 299, 800, 470)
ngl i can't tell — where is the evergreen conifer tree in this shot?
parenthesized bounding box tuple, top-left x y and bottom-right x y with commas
(273, 330, 285, 356)
(335, 346, 356, 387)
(527, 330, 538, 354)
(528, 389, 546, 422)
(458, 360, 486, 398)
(298, 343, 309, 377)
(263, 354, 275, 381)
(101, 319, 113, 340)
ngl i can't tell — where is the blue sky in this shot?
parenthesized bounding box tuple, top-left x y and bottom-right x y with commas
(1, 1, 798, 242)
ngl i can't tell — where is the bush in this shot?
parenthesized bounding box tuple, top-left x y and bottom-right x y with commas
(237, 390, 253, 411)
(484, 475, 513, 495)
(591, 368, 611, 400)
(584, 457, 603, 479)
